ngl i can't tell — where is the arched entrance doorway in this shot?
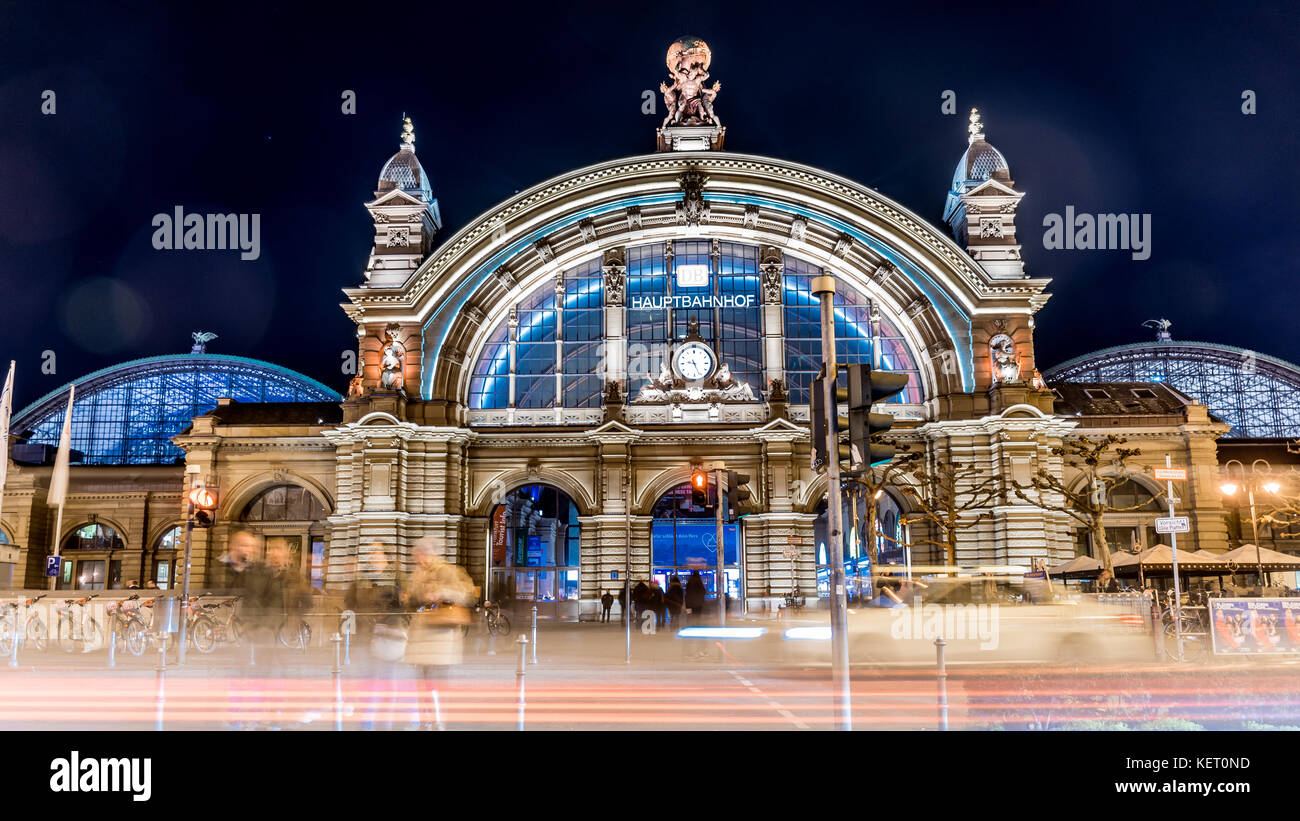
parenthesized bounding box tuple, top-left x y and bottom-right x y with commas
(651, 482, 739, 603)
(489, 485, 581, 620)
(813, 489, 907, 603)
(238, 484, 331, 588)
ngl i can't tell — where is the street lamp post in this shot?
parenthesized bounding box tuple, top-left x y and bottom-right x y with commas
(1220, 459, 1281, 587)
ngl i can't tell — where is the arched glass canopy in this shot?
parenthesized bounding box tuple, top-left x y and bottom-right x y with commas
(11, 354, 340, 465)
(468, 239, 924, 410)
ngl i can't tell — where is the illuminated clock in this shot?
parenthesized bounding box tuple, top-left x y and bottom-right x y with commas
(673, 341, 716, 382)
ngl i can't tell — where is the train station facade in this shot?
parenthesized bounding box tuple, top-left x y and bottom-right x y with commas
(3, 40, 1248, 614)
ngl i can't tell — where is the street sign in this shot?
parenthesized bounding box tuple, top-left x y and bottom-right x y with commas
(1154, 467, 1187, 481)
(45, 556, 61, 577)
(1155, 516, 1191, 534)
(340, 610, 357, 636)
(610, 571, 618, 580)
(782, 546, 801, 559)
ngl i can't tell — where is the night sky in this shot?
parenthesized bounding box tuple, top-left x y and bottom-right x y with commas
(1, 0, 1296, 412)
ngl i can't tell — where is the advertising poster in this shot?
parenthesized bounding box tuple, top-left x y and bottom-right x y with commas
(491, 505, 508, 564)
(1209, 598, 1300, 654)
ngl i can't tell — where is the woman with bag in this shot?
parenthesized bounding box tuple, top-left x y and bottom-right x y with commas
(403, 537, 474, 730)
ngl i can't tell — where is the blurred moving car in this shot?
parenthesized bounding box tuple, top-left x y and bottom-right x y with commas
(737, 575, 1155, 666)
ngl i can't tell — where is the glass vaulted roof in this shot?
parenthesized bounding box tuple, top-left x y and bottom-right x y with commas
(1044, 341, 1300, 439)
(11, 354, 340, 465)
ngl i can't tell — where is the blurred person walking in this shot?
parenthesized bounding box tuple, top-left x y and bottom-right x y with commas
(685, 570, 706, 626)
(665, 575, 684, 627)
(631, 579, 649, 624)
(345, 544, 406, 730)
(648, 580, 667, 628)
(600, 590, 614, 623)
(403, 537, 473, 730)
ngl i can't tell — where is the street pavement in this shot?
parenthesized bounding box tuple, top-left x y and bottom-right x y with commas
(3, 619, 1299, 731)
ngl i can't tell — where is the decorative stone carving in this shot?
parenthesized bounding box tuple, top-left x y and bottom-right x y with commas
(633, 356, 756, 404)
(990, 333, 1020, 384)
(905, 297, 929, 319)
(493, 265, 518, 291)
(659, 36, 722, 128)
(464, 305, 485, 325)
(759, 245, 783, 304)
(578, 218, 597, 244)
(676, 165, 710, 227)
(767, 377, 788, 402)
(442, 347, 465, 366)
(979, 217, 1004, 238)
(373, 214, 389, 224)
(743, 205, 759, 230)
(789, 217, 807, 243)
(871, 262, 895, 285)
(626, 206, 643, 230)
(533, 238, 555, 263)
(347, 375, 366, 399)
(602, 247, 627, 306)
(386, 227, 410, 247)
(832, 232, 853, 259)
(379, 324, 405, 393)
(990, 318, 1009, 333)
(999, 203, 1016, 214)
(966, 204, 982, 215)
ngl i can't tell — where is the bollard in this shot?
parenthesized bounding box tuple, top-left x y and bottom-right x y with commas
(154, 633, 168, 732)
(107, 613, 116, 669)
(531, 606, 538, 665)
(934, 637, 948, 732)
(331, 633, 344, 732)
(515, 634, 529, 732)
(8, 608, 18, 668)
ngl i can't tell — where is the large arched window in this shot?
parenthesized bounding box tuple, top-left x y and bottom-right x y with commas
(59, 523, 125, 591)
(63, 523, 124, 552)
(469, 259, 604, 410)
(782, 257, 922, 405)
(467, 240, 925, 413)
(490, 484, 582, 619)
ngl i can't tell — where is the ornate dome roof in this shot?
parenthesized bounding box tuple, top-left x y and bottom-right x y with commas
(377, 116, 433, 200)
(950, 108, 1010, 192)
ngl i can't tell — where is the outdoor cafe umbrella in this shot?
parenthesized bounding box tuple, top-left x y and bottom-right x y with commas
(1218, 544, 1300, 585)
(1112, 544, 1223, 589)
(1047, 555, 1104, 579)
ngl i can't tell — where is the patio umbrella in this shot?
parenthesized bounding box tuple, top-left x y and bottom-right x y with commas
(1217, 544, 1300, 586)
(1111, 544, 1222, 589)
(1047, 555, 1103, 579)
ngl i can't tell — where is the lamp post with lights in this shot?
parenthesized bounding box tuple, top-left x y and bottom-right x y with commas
(1219, 459, 1282, 586)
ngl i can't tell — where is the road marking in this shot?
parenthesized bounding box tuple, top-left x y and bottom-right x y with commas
(730, 670, 809, 729)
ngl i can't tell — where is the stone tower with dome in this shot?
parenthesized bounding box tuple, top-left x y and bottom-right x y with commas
(943, 108, 1027, 281)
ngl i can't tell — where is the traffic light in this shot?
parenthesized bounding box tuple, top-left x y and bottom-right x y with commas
(811, 369, 854, 474)
(188, 483, 219, 528)
(845, 363, 908, 467)
(690, 469, 710, 508)
(725, 471, 753, 523)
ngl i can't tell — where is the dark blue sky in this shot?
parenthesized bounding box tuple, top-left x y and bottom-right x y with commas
(1, 0, 1296, 410)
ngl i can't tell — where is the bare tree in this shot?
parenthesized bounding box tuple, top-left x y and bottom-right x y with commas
(894, 456, 1004, 567)
(1010, 434, 1144, 574)
(844, 448, 921, 568)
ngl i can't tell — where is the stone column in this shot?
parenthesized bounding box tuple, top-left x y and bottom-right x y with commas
(602, 248, 628, 390)
(759, 246, 785, 391)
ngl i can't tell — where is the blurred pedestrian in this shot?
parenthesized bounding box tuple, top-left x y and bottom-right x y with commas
(685, 570, 706, 625)
(666, 576, 684, 627)
(648, 580, 667, 628)
(403, 537, 473, 730)
(617, 586, 627, 624)
(346, 543, 406, 730)
(1096, 569, 1120, 594)
(632, 579, 649, 623)
(600, 590, 614, 623)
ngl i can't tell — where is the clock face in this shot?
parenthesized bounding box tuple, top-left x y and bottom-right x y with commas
(675, 343, 715, 381)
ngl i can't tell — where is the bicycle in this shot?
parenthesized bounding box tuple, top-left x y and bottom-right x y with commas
(480, 600, 511, 637)
(55, 594, 101, 654)
(277, 615, 312, 649)
(105, 594, 151, 657)
(1158, 590, 1210, 662)
(0, 594, 46, 654)
(190, 598, 243, 654)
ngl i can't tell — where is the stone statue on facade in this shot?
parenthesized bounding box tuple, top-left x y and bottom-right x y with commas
(990, 334, 1020, 384)
(380, 324, 406, 393)
(660, 36, 721, 128)
(191, 331, 217, 354)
